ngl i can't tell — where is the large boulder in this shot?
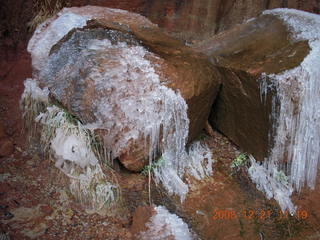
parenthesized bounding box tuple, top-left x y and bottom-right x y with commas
(195, 10, 310, 162)
(195, 9, 320, 193)
(28, 6, 221, 171)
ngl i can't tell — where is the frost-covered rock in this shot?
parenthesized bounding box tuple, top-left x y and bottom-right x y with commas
(27, 6, 221, 172)
(196, 9, 320, 211)
(195, 9, 310, 162)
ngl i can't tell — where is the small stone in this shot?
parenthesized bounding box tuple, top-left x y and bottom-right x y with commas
(0, 138, 14, 157)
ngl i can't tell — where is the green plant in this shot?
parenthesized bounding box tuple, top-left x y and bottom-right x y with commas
(141, 156, 166, 176)
(231, 153, 248, 168)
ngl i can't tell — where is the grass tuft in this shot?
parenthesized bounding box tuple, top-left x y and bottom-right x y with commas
(28, 0, 70, 31)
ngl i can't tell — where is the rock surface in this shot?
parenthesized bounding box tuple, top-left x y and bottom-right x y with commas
(195, 12, 310, 162)
(28, 6, 221, 171)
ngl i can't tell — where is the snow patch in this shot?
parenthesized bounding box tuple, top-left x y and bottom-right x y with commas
(51, 128, 98, 169)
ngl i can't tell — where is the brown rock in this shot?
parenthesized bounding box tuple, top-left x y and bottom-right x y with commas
(0, 138, 14, 157)
(195, 13, 310, 161)
(30, 6, 221, 171)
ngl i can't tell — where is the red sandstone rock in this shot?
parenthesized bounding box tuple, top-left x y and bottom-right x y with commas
(195, 13, 310, 161)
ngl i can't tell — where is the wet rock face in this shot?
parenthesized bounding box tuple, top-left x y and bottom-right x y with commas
(30, 6, 221, 172)
(195, 13, 310, 161)
(69, 0, 320, 41)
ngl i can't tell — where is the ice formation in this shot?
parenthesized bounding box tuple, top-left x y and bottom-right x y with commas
(35, 105, 117, 209)
(35, 106, 117, 209)
(139, 205, 193, 240)
(248, 156, 296, 214)
(21, 78, 49, 103)
(154, 141, 213, 201)
(252, 9, 320, 213)
(28, 12, 91, 72)
(79, 37, 212, 201)
(19, 79, 118, 210)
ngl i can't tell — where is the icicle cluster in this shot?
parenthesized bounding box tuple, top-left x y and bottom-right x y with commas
(79, 38, 213, 201)
(139, 205, 193, 240)
(248, 156, 295, 214)
(252, 9, 320, 213)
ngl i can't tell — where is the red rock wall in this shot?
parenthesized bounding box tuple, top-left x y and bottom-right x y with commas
(1, 0, 319, 49)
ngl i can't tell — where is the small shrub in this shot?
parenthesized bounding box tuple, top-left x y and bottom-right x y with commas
(231, 153, 248, 168)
